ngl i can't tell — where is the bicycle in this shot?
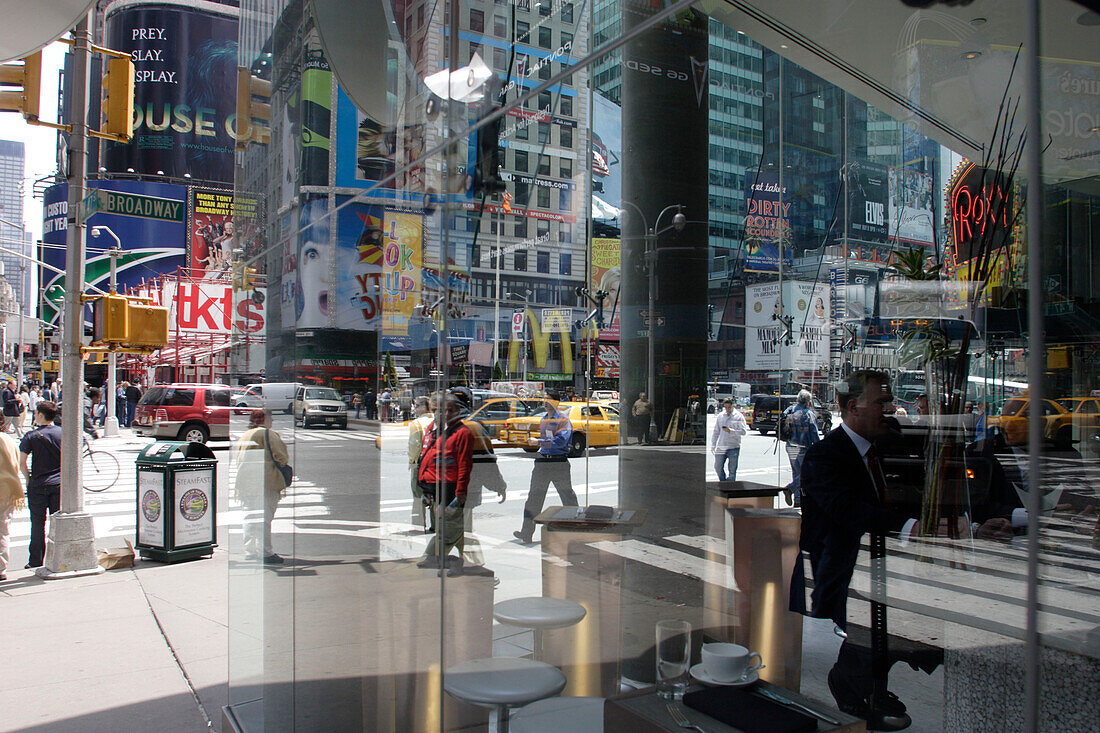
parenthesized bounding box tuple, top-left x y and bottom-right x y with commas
(83, 442, 121, 493)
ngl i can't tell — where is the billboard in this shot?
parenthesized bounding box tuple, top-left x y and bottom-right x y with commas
(334, 87, 429, 197)
(334, 197, 384, 331)
(744, 174, 793, 272)
(102, 3, 239, 183)
(888, 167, 935, 247)
(744, 281, 830, 371)
(295, 196, 331, 329)
(187, 188, 262, 279)
(41, 180, 187, 326)
(846, 161, 888, 243)
(590, 238, 621, 340)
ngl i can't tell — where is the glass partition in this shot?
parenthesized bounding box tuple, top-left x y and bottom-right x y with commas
(223, 0, 1097, 731)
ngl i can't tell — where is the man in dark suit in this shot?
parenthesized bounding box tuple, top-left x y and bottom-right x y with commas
(790, 370, 918, 731)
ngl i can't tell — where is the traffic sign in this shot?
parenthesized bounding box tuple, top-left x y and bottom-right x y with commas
(95, 189, 185, 223)
(78, 189, 101, 224)
(511, 309, 525, 336)
(640, 308, 665, 327)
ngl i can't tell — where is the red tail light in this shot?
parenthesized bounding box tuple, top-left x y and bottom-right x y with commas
(155, 408, 168, 423)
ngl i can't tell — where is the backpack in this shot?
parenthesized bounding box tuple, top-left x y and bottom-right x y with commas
(779, 406, 795, 442)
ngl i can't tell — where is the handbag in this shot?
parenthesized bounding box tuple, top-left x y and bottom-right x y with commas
(265, 428, 294, 487)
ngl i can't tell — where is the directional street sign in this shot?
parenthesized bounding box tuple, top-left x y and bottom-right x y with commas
(639, 308, 665, 327)
(95, 189, 186, 223)
(78, 189, 101, 225)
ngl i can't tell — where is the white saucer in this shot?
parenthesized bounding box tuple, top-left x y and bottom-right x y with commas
(689, 663, 760, 687)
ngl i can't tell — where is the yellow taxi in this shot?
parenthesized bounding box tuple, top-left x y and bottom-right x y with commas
(501, 401, 620, 456)
(989, 397, 1073, 448)
(466, 396, 548, 442)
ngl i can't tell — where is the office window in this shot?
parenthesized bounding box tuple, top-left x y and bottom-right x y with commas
(515, 182, 530, 206)
(536, 220, 550, 239)
(560, 159, 572, 179)
(559, 253, 571, 275)
(537, 122, 550, 144)
(516, 0, 529, 9)
(562, 2, 573, 23)
(537, 251, 550, 273)
(538, 156, 551, 176)
(538, 62, 551, 80)
(514, 218, 527, 237)
(561, 32, 573, 53)
(470, 9, 484, 32)
(538, 0, 551, 17)
(494, 13, 506, 36)
(559, 126, 573, 148)
(538, 91, 552, 114)
(560, 95, 573, 117)
(559, 188, 571, 210)
(515, 120, 529, 140)
(514, 251, 527, 271)
(472, 244, 481, 268)
(493, 48, 506, 70)
(417, 5, 424, 27)
(538, 27, 552, 49)
(559, 223, 572, 243)
(517, 20, 529, 43)
(537, 186, 551, 209)
(514, 150, 528, 172)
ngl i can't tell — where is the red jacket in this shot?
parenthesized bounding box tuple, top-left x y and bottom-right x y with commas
(417, 419, 473, 500)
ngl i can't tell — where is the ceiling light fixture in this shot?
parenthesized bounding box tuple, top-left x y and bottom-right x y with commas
(962, 51, 982, 60)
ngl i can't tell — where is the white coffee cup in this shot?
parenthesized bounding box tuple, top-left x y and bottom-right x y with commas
(700, 642, 764, 682)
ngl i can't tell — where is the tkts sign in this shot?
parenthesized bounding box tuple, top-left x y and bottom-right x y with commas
(161, 281, 265, 334)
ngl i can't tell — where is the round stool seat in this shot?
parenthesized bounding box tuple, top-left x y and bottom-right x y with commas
(494, 597, 587, 630)
(510, 696, 605, 733)
(444, 657, 566, 708)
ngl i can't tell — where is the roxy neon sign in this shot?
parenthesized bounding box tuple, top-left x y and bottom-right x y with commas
(949, 165, 1014, 265)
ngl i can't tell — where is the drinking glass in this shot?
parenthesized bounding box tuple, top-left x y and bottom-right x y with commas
(655, 619, 692, 699)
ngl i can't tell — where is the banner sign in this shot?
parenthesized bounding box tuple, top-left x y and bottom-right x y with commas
(172, 470, 214, 547)
(595, 343, 620, 378)
(187, 188, 262, 279)
(590, 238, 621, 340)
(847, 162, 888, 243)
(744, 174, 793, 272)
(102, 2, 239, 183)
(888, 167, 935, 247)
(137, 470, 164, 548)
(744, 281, 830, 371)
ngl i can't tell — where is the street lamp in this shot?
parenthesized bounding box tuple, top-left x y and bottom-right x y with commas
(506, 289, 532, 382)
(90, 225, 123, 437)
(620, 202, 686, 424)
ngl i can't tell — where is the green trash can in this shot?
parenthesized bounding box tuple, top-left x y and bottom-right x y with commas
(135, 441, 218, 563)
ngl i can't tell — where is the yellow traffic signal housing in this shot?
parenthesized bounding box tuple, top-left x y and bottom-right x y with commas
(100, 55, 135, 141)
(236, 66, 272, 149)
(0, 52, 42, 121)
(92, 294, 130, 344)
(243, 266, 258, 290)
(41, 359, 60, 373)
(126, 300, 170, 349)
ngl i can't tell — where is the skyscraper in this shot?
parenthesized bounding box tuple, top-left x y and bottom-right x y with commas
(0, 140, 28, 315)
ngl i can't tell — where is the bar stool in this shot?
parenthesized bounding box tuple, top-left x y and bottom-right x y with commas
(493, 596, 587, 660)
(509, 696, 605, 733)
(444, 657, 566, 733)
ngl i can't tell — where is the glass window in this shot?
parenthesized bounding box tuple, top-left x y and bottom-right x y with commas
(470, 9, 484, 33)
(493, 47, 506, 70)
(558, 189, 571, 209)
(513, 251, 527, 271)
(561, 2, 573, 23)
(538, 27, 552, 49)
(537, 156, 551, 176)
(560, 95, 573, 117)
(537, 251, 550, 273)
(162, 388, 195, 407)
(515, 120, 528, 140)
(514, 150, 528, 172)
(515, 182, 529, 205)
(559, 126, 572, 148)
(537, 186, 550, 209)
(538, 91, 552, 114)
(559, 223, 572, 243)
(559, 158, 572, 178)
(513, 218, 527, 237)
(537, 122, 550, 144)
(538, 0, 551, 17)
(538, 62, 551, 80)
(493, 13, 506, 36)
(516, 20, 529, 43)
(537, 220, 550, 238)
(559, 252, 571, 275)
(207, 388, 231, 407)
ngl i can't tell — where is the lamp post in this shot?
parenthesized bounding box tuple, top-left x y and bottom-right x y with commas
(507, 289, 531, 382)
(91, 226, 122, 437)
(620, 202, 686, 424)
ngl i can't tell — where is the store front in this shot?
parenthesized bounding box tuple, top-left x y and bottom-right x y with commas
(225, 0, 1099, 731)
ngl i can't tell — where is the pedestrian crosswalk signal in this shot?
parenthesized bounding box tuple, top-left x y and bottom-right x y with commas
(0, 52, 43, 122)
(236, 67, 272, 150)
(99, 55, 135, 142)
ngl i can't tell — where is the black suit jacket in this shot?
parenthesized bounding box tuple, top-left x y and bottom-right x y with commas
(789, 426, 910, 628)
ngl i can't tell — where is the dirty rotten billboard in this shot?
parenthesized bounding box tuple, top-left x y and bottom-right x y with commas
(102, 2, 239, 183)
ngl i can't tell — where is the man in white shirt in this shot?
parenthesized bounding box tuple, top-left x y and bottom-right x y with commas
(710, 398, 748, 481)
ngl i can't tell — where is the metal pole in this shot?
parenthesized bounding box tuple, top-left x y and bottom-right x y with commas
(42, 12, 101, 577)
(522, 293, 528, 382)
(493, 208, 501, 370)
(17, 262, 25, 387)
(646, 228, 655, 410)
(104, 246, 120, 436)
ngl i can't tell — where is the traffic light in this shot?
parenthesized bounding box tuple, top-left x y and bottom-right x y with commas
(0, 52, 42, 121)
(236, 67, 272, 149)
(472, 76, 506, 195)
(126, 300, 170, 349)
(243, 266, 258, 290)
(99, 55, 135, 141)
(92, 294, 129, 345)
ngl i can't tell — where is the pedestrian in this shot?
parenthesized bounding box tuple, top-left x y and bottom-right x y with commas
(379, 388, 392, 422)
(232, 409, 291, 564)
(84, 387, 101, 439)
(711, 397, 748, 481)
(28, 384, 40, 416)
(514, 390, 577, 544)
(116, 382, 127, 423)
(364, 390, 376, 420)
(407, 395, 435, 529)
(781, 390, 821, 505)
(17, 386, 30, 433)
(352, 391, 362, 419)
(450, 386, 506, 567)
(789, 370, 918, 731)
(631, 391, 653, 444)
(124, 381, 142, 428)
(416, 394, 474, 573)
(0, 428, 23, 580)
(1, 380, 22, 434)
(18, 401, 63, 569)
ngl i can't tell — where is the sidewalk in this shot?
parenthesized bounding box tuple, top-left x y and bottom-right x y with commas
(0, 545, 227, 733)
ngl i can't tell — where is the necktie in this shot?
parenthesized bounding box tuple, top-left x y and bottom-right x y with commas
(865, 445, 888, 501)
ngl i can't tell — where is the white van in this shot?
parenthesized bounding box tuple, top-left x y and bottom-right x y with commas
(239, 382, 301, 413)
